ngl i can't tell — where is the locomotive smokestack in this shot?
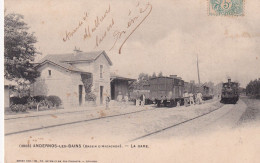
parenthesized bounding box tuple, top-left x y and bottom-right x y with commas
(228, 78, 231, 83)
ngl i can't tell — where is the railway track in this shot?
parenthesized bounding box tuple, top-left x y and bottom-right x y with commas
(129, 104, 224, 142)
(5, 109, 94, 121)
(5, 100, 222, 138)
(5, 108, 156, 136)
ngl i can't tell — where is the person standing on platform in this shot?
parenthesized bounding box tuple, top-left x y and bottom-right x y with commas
(136, 98, 140, 107)
(140, 94, 145, 107)
(135, 91, 140, 107)
(189, 93, 195, 105)
(105, 96, 110, 109)
(196, 92, 203, 104)
(124, 94, 129, 107)
(183, 91, 189, 107)
(117, 92, 123, 108)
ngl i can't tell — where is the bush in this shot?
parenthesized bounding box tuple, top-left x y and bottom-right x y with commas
(10, 97, 20, 105)
(33, 95, 48, 102)
(10, 95, 62, 111)
(38, 99, 53, 109)
(10, 96, 30, 105)
(85, 93, 96, 101)
(10, 104, 19, 112)
(10, 104, 27, 112)
(27, 102, 37, 110)
(27, 99, 53, 110)
(46, 95, 62, 107)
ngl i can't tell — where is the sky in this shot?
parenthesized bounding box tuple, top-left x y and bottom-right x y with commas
(4, 0, 260, 87)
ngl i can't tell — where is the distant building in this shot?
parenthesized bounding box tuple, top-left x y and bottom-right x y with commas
(31, 50, 112, 107)
(110, 73, 136, 100)
(4, 79, 17, 110)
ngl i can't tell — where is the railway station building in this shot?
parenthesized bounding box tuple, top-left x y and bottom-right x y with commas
(31, 50, 112, 107)
(31, 49, 136, 108)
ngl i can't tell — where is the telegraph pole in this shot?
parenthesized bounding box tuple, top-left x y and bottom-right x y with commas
(197, 54, 201, 85)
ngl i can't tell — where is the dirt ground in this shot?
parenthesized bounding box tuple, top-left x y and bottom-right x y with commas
(238, 97, 260, 126)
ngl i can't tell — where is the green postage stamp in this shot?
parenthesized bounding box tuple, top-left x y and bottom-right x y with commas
(209, 0, 244, 16)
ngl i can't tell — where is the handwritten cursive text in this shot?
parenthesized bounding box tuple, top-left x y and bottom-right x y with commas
(110, 2, 152, 54)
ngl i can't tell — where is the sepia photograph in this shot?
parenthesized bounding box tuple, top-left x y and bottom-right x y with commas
(2, 0, 260, 162)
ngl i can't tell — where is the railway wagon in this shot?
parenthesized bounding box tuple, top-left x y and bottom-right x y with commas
(221, 79, 239, 104)
(185, 82, 213, 100)
(149, 76, 184, 107)
(200, 85, 214, 100)
(130, 89, 154, 104)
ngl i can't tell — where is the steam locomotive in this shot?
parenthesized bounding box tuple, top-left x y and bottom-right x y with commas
(220, 79, 239, 104)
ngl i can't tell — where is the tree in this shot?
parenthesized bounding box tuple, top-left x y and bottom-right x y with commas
(246, 79, 260, 96)
(129, 73, 151, 90)
(4, 13, 40, 85)
(158, 71, 163, 77)
(152, 72, 156, 78)
(138, 73, 149, 81)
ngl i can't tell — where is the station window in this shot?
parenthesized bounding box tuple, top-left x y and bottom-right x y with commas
(100, 65, 103, 78)
(48, 70, 51, 76)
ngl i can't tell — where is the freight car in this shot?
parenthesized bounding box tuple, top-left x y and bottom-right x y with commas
(149, 76, 184, 107)
(200, 85, 214, 100)
(220, 79, 239, 104)
(185, 82, 213, 100)
(130, 89, 153, 105)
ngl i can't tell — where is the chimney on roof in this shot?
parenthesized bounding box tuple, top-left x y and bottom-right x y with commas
(73, 46, 82, 56)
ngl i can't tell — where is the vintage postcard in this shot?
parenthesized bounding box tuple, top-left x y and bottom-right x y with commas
(2, 0, 260, 162)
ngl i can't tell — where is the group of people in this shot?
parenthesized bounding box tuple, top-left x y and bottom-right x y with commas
(113, 92, 129, 108)
(183, 91, 203, 107)
(105, 91, 203, 109)
(105, 92, 130, 109)
(116, 93, 129, 103)
(106, 92, 146, 109)
(136, 94, 146, 107)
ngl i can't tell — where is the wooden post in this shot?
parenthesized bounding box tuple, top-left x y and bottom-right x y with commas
(197, 54, 201, 85)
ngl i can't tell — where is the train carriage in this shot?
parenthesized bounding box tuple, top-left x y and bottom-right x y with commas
(149, 76, 184, 107)
(185, 82, 213, 101)
(200, 85, 214, 100)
